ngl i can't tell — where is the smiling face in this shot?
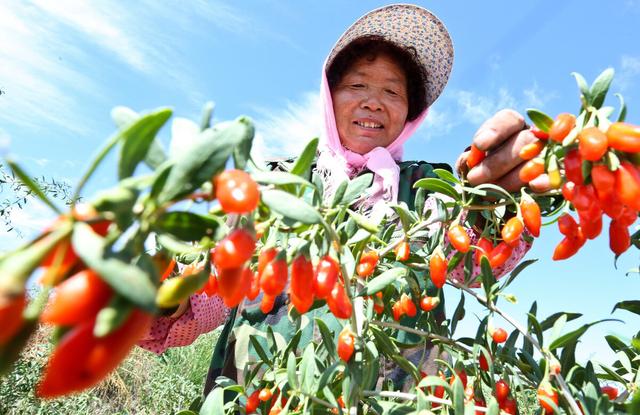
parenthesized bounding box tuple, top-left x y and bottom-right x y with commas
(331, 53, 409, 155)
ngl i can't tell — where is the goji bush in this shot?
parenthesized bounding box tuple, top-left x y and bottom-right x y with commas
(1, 70, 639, 414)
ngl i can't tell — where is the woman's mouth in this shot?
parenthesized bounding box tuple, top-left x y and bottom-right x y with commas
(354, 120, 383, 129)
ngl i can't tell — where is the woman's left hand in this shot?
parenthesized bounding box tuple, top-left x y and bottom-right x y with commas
(455, 109, 551, 193)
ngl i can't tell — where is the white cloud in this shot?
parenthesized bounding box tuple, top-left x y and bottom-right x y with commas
(0, 0, 277, 135)
(454, 88, 518, 125)
(617, 55, 640, 91)
(251, 91, 322, 160)
(0, 199, 56, 252)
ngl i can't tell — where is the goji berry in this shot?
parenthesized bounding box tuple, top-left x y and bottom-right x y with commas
(392, 301, 403, 321)
(489, 242, 513, 268)
(356, 250, 379, 278)
(420, 296, 440, 312)
(495, 379, 510, 402)
(549, 113, 576, 142)
(501, 217, 524, 246)
(478, 353, 490, 371)
(327, 282, 352, 320)
(290, 254, 314, 313)
(337, 326, 355, 362)
(37, 310, 151, 398)
(609, 220, 630, 256)
(530, 126, 549, 140)
(258, 247, 277, 277)
(492, 327, 508, 343)
(552, 234, 584, 261)
(615, 162, 640, 211)
(394, 241, 410, 261)
(0, 293, 26, 345)
(466, 145, 486, 168)
(215, 169, 260, 214)
(429, 250, 447, 289)
(223, 266, 252, 307)
(213, 229, 256, 270)
(260, 256, 288, 296)
(475, 237, 493, 266)
(601, 385, 619, 400)
(562, 181, 576, 201)
(203, 273, 219, 297)
(520, 198, 541, 237)
(246, 390, 261, 413)
(558, 214, 579, 236)
(606, 122, 640, 153)
(519, 140, 545, 160)
(259, 388, 273, 401)
(578, 127, 608, 161)
(501, 397, 517, 415)
(400, 293, 417, 317)
(590, 164, 615, 200)
(519, 159, 545, 183)
(537, 383, 558, 414)
(571, 184, 597, 212)
(448, 225, 470, 253)
(313, 256, 340, 299)
(372, 291, 384, 314)
(40, 270, 112, 326)
(564, 149, 584, 185)
(216, 266, 242, 299)
(579, 213, 602, 240)
(260, 294, 276, 314)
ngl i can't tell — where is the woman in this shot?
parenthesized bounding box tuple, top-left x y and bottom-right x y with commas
(139, 3, 537, 397)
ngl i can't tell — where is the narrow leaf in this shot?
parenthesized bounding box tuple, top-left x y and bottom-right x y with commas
(262, 189, 322, 224)
(413, 177, 460, 201)
(612, 300, 640, 316)
(590, 68, 615, 109)
(153, 211, 221, 241)
(118, 108, 172, 179)
(291, 138, 318, 177)
(358, 268, 406, 296)
(341, 173, 373, 205)
(526, 108, 554, 132)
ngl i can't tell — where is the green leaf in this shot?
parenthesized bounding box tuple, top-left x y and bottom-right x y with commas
(341, 173, 373, 205)
(262, 189, 322, 224)
(548, 314, 567, 346)
(93, 296, 133, 337)
(539, 312, 582, 331)
(72, 222, 156, 311)
(0, 224, 71, 296)
(612, 300, 640, 316)
(118, 108, 172, 179)
(486, 397, 500, 415)
(549, 319, 619, 351)
(200, 387, 224, 415)
(159, 117, 253, 203)
(433, 168, 460, 184)
(413, 177, 460, 201)
(451, 376, 465, 414)
(590, 68, 615, 109)
(571, 72, 591, 105)
(346, 209, 379, 234)
(615, 93, 627, 122)
(450, 292, 465, 335)
(500, 258, 537, 289)
(389, 202, 417, 232)
(300, 344, 317, 394)
(153, 211, 221, 241)
(199, 101, 215, 130)
(249, 335, 272, 365)
(480, 256, 496, 300)
(315, 318, 336, 355)
(287, 351, 298, 389)
(358, 268, 406, 296)
(155, 264, 209, 308)
(291, 138, 318, 177)
(144, 138, 168, 170)
(526, 108, 554, 132)
(330, 180, 348, 208)
(252, 171, 313, 187)
(5, 158, 62, 214)
(156, 234, 201, 255)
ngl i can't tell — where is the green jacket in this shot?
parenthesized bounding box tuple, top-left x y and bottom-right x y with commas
(203, 160, 452, 396)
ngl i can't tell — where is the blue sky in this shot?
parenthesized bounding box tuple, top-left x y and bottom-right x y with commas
(1, 1, 639, 366)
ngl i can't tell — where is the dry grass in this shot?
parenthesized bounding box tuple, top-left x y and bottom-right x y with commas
(1, 323, 221, 414)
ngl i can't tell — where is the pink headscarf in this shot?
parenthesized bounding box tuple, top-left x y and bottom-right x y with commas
(316, 69, 428, 209)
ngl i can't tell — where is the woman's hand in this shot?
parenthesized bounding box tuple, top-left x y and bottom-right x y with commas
(455, 109, 551, 193)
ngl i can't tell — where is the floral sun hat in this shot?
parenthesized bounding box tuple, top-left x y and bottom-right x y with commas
(326, 3, 454, 108)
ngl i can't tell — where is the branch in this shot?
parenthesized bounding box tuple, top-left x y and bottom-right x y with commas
(447, 280, 583, 415)
(370, 320, 472, 354)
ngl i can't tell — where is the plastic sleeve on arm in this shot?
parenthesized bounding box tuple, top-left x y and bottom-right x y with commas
(137, 293, 230, 354)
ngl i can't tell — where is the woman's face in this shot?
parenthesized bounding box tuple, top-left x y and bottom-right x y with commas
(331, 53, 409, 155)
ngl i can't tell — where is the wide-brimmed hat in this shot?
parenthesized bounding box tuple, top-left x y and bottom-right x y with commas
(326, 4, 454, 108)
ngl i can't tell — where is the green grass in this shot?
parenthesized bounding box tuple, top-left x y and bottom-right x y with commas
(0, 325, 221, 415)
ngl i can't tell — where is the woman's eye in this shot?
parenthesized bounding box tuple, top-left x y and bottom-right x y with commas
(350, 84, 365, 89)
(385, 89, 398, 96)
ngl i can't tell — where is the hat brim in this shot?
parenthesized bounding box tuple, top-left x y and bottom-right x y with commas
(326, 4, 454, 109)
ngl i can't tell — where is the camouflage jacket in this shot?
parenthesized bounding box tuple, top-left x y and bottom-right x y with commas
(203, 159, 453, 396)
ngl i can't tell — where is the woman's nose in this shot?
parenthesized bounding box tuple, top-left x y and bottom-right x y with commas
(360, 92, 383, 111)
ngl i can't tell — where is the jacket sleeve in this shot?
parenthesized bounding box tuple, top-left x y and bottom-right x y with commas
(137, 293, 230, 354)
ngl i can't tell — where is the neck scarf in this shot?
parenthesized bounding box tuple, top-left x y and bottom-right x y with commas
(316, 70, 428, 210)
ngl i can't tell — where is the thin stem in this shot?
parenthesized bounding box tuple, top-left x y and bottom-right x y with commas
(72, 131, 122, 204)
(370, 320, 472, 354)
(448, 280, 582, 415)
(295, 390, 335, 409)
(378, 215, 443, 257)
(361, 390, 492, 413)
